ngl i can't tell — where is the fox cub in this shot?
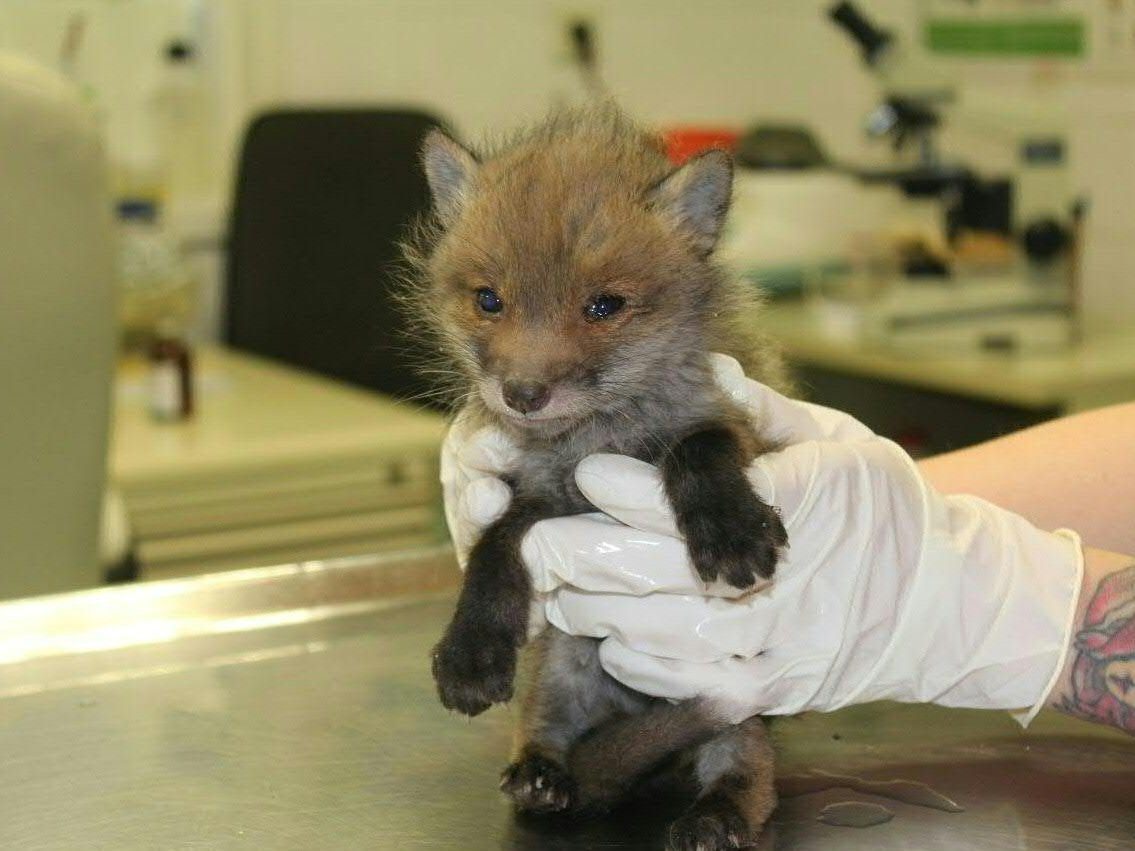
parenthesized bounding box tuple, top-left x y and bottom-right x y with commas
(406, 107, 787, 850)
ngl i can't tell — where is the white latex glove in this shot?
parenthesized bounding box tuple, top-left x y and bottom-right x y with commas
(439, 356, 1084, 724)
(439, 410, 516, 567)
(552, 442, 1082, 726)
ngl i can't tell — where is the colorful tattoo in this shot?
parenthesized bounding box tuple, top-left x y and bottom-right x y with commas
(1057, 564, 1135, 734)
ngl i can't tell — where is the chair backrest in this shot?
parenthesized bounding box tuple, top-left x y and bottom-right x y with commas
(0, 55, 115, 598)
(224, 109, 448, 406)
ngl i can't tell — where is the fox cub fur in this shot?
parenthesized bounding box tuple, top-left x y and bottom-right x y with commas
(405, 107, 787, 850)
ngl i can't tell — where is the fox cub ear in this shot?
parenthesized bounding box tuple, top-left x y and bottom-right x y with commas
(648, 149, 734, 255)
(421, 129, 479, 227)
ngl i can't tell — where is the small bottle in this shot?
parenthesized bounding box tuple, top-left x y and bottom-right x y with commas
(115, 197, 194, 351)
(148, 326, 194, 421)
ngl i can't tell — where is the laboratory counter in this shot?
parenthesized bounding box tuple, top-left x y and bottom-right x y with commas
(2, 549, 1132, 850)
(763, 302, 1135, 413)
(762, 301, 1135, 453)
(111, 347, 448, 579)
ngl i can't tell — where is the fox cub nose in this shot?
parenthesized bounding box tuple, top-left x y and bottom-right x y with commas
(503, 380, 550, 414)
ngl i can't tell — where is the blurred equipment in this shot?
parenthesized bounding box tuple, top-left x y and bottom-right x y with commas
(0, 54, 116, 598)
(735, 124, 829, 171)
(153, 35, 216, 204)
(147, 330, 194, 422)
(718, 117, 916, 299)
(828, 2, 968, 202)
(718, 167, 909, 299)
(827, 2, 1072, 234)
(568, 17, 605, 98)
(224, 109, 448, 406)
(820, 2, 1081, 352)
(114, 197, 198, 423)
(663, 126, 740, 165)
(115, 198, 196, 348)
(830, 1, 955, 167)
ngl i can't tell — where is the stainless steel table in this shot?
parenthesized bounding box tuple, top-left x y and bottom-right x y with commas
(2, 550, 1132, 849)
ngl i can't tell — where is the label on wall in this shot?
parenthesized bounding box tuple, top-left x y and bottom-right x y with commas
(921, 0, 1086, 57)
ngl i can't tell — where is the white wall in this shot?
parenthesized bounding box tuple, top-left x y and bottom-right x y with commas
(0, 0, 911, 195)
(0, 1, 221, 189)
(2, 0, 1133, 329)
(232, 0, 915, 178)
(0, 0, 905, 339)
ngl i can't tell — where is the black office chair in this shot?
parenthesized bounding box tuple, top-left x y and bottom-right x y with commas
(224, 108, 449, 406)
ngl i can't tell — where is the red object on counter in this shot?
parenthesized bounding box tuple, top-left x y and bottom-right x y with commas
(662, 127, 741, 164)
(148, 334, 195, 421)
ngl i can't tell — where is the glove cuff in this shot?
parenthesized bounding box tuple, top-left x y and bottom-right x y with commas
(1011, 528, 1085, 728)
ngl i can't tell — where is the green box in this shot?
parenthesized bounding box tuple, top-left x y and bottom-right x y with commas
(925, 18, 1084, 57)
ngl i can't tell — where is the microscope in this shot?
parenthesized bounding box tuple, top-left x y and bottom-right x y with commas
(828, 1, 1072, 275)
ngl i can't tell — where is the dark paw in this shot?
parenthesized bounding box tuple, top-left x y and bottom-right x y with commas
(668, 798, 755, 851)
(431, 621, 517, 717)
(687, 497, 786, 589)
(500, 754, 576, 814)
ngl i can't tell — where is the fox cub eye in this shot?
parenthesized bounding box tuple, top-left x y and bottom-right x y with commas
(475, 287, 503, 314)
(585, 294, 625, 321)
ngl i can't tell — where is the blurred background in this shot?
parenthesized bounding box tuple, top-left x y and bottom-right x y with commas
(3, 0, 1135, 599)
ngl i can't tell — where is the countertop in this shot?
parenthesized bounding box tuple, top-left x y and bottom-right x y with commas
(2, 549, 1132, 850)
(112, 346, 446, 484)
(763, 302, 1135, 411)
(108, 347, 448, 576)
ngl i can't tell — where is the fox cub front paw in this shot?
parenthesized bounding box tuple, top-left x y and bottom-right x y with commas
(685, 493, 787, 589)
(500, 753, 576, 814)
(431, 618, 518, 717)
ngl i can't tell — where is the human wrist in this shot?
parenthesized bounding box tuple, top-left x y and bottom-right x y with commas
(1046, 548, 1135, 734)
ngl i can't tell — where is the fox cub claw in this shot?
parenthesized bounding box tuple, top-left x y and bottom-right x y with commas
(431, 619, 517, 717)
(500, 754, 576, 814)
(668, 796, 755, 851)
(686, 496, 787, 589)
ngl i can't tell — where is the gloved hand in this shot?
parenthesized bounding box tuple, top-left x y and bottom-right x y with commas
(441, 356, 1084, 724)
(440, 411, 516, 567)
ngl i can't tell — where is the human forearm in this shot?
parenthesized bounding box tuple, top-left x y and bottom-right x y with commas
(1046, 547, 1135, 735)
(918, 403, 1135, 554)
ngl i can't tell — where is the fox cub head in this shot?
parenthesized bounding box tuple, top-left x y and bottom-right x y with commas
(412, 109, 734, 437)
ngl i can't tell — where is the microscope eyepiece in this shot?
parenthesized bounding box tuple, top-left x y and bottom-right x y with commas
(829, 2, 893, 66)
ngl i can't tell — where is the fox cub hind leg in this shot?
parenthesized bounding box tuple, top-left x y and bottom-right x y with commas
(668, 717, 777, 851)
(662, 425, 787, 588)
(502, 631, 650, 815)
(503, 633, 737, 818)
(509, 646, 778, 851)
(500, 752, 577, 815)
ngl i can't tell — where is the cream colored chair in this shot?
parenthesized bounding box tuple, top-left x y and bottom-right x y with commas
(0, 55, 116, 598)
